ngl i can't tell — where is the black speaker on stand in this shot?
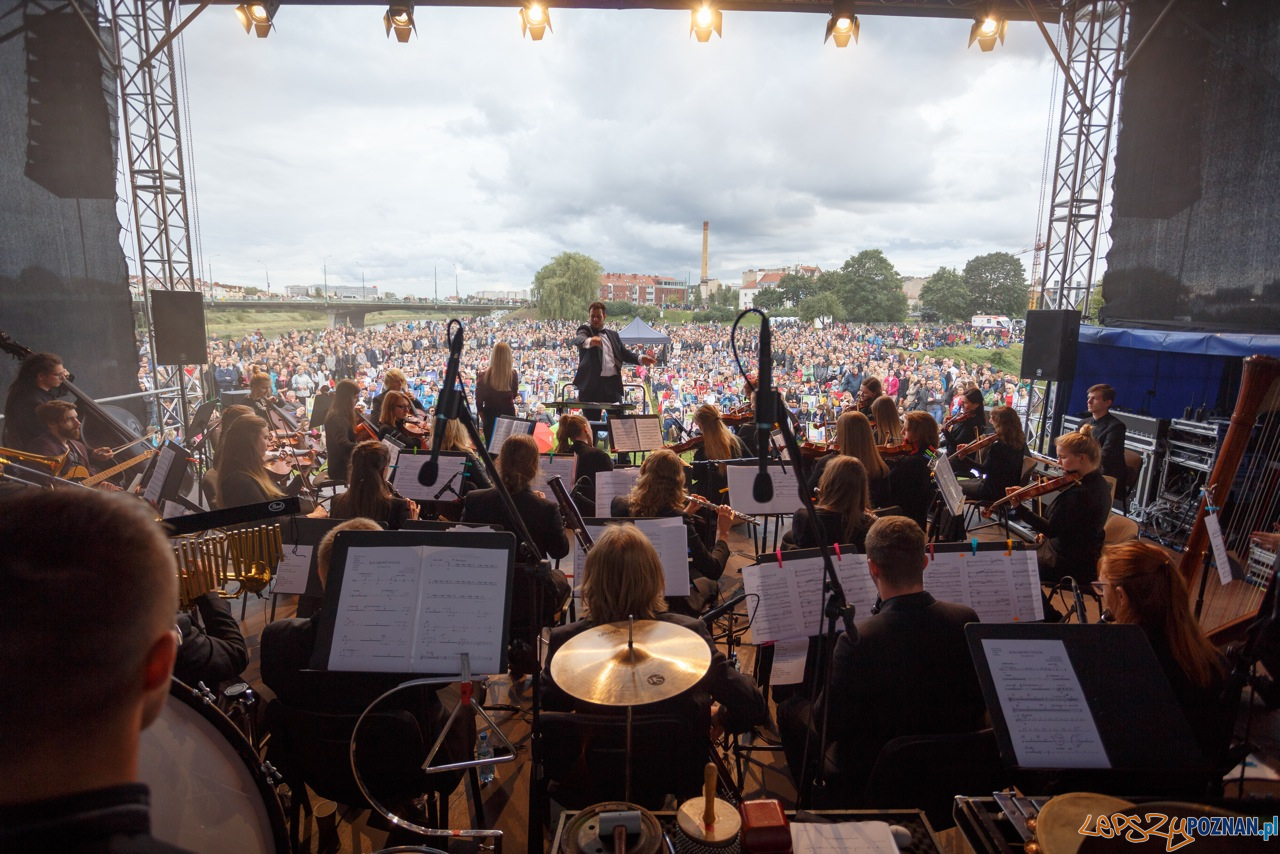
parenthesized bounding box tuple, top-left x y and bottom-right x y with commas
(151, 290, 209, 366)
(1020, 310, 1082, 451)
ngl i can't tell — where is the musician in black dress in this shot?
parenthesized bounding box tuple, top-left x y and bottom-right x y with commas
(958, 405, 1027, 502)
(806, 411, 892, 508)
(571, 301, 654, 422)
(3, 352, 70, 451)
(330, 441, 419, 529)
(689, 404, 746, 504)
(941, 387, 986, 451)
(554, 413, 613, 514)
(214, 414, 327, 516)
(1022, 425, 1111, 586)
(377, 390, 428, 450)
(475, 342, 519, 442)
(886, 411, 939, 529)
(323, 379, 360, 483)
(856, 377, 882, 419)
(1084, 383, 1128, 504)
(787, 457, 876, 551)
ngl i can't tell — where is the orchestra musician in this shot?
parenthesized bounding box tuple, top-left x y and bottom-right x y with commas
(689, 404, 747, 504)
(322, 379, 360, 483)
(27, 400, 115, 485)
(4, 352, 74, 451)
(1021, 425, 1111, 591)
(475, 341, 519, 442)
(246, 371, 275, 418)
(1084, 383, 1128, 505)
(553, 413, 613, 514)
(377, 390, 427, 450)
(786, 457, 876, 552)
(886, 411, 940, 529)
(330, 441, 419, 529)
(941, 387, 986, 451)
(460, 433, 568, 562)
(856, 376, 882, 418)
(213, 414, 326, 517)
(436, 417, 492, 493)
(0, 490, 191, 852)
(610, 448, 735, 615)
(806, 411, 891, 507)
(540, 524, 768, 749)
(369, 368, 426, 426)
(870, 394, 903, 446)
(957, 404, 1027, 502)
(571, 301, 655, 422)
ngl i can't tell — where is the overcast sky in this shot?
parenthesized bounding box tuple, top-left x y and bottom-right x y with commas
(167, 5, 1061, 297)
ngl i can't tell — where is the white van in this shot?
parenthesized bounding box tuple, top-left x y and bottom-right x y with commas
(971, 314, 1012, 330)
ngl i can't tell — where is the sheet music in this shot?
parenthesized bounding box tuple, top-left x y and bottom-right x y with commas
(932, 453, 965, 516)
(726, 462, 803, 516)
(608, 417, 644, 452)
(275, 545, 313, 596)
(568, 523, 609, 592)
(770, 429, 790, 462)
(382, 438, 402, 462)
(1010, 549, 1045, 621)
(327, 546, 424, 672)
(961, 550, 1017, 619)
(142, 443, 178, 504)
(742, 562, 807, 642)
(981, 638, 1110, 769)
(1205, 512, 1233, 586)
(634, 416, 665, 451)
(410, 546, 509, 674)
(391, 452, 467, 502)
(534, 454, 577, 494)
(593, 468, 641, 516)
(488, 415, 533, 455)
(771, 637, 809, 686)
(833, 555, 880, 619)
(924, 552, 966, 605)
(636, 516, 691, 597)
(791, 821, 897, 854)
(923, 549, 1042, 623)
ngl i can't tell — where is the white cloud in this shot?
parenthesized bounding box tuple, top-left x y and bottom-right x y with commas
(173, 6, 1056, 294)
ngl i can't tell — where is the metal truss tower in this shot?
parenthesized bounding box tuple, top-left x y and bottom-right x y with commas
(1037, 0, 1129, 313)
(108, 0, 202, 434)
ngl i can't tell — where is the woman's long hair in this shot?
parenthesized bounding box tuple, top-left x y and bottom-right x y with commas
(486, 342, 514, 393)
(339, 441, 394, 519)
(331, 379, 359, 425)
(693, 404, 741, 466)
(555, 413, 590, 454)
(580, 524, 668, 623)
(437, 418, 474, 453)
(903, 410, 940, 451)
(1100, 541, 1225, 690)
(989, 405, 1026, 451)
(836, 411, 887, 480)
(626, 449, 686, 517)
(378, 390, 413, 427)
(216, 414, 284, 500)
(816, 456, 872, 545)
(497, 433, 539, 494)
(213, 404, 255, 468)
(1056, 424, 1101, 465)
(962, 387, 988, 429)
(871, 395, 903, 445)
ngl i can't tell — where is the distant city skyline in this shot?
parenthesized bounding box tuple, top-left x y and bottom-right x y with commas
(163, 6, 1061, 297)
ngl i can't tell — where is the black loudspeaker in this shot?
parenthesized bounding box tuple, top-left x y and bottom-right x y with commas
(24, 8, 116, 199)
(220, 389, 250, 411)
(151, 290, 209, 365)
(1020, 310, 1081, 382)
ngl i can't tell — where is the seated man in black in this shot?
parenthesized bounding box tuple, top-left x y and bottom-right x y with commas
(173, 592, 249, 692)
(0, 490, 189, 852)
(778, 516, 986, 805)
(28, 400, 115, 484)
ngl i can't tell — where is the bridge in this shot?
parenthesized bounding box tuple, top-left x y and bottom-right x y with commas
(134, 298, 523, 329)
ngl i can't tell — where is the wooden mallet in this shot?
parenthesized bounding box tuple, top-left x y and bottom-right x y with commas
(677, 763, 741, 848)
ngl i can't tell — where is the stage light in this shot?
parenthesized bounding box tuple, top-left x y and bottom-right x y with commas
(968, 5, 1008, 52)
(824, 1, 859, 48)
(384, 5, 416, 43)
(235, 2, 278, 38)
(520, 3, 551, 41)
(690, 3, 722, 43)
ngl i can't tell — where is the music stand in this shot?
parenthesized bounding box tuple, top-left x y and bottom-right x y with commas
(140, 439, 193, 510)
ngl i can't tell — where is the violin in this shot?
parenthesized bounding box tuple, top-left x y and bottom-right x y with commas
(398, 416, 429, 437)
(666, 434, 704, 455)
(940, 411, 965, 431)
(722, 405, 754, 428)
(800, 441, 838, 461)
(981, 471, 1082, 518)
(877, 441, 916, 459)
(948, 432, 998, 463)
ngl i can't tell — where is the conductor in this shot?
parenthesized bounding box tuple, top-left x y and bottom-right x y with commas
(572, 301, 655, 423)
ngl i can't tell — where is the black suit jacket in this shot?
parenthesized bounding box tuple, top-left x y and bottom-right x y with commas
(174, 593, 249, 688)
(572, 326, 641, 403)
(1024, 469, 1112, 583)
(887, 450, 935, 528)
(823, 592, 985, 790)
(461, 486, 570, 560)
(1086, 412, 1127, 501)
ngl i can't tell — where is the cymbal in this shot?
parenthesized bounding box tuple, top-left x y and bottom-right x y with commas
(551, 619, 711, 707)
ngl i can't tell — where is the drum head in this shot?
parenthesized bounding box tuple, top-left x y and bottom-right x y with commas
(138, 679, 288, 854)
(562, 802, 666, 854)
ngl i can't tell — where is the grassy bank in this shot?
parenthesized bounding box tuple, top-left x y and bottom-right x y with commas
(914, 343, 1023, 375)
(204, 309, 450, 340)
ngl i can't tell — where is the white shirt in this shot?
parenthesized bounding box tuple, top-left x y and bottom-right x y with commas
(599, 331, 617, 378)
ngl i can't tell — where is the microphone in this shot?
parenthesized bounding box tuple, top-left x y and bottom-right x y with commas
(433, 469, 463, 500)
(1069, 577, 1089, 624)
(753, 313, 774, 504)
(419, 321, 464, 487)
(1099, 608, 1115, 624)
(701, 592, 747, 626)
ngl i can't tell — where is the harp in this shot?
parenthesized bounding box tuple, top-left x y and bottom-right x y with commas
(1177, 355, 1280, 644)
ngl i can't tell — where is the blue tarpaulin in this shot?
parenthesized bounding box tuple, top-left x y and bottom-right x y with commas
(1061, 326, 1280, 420)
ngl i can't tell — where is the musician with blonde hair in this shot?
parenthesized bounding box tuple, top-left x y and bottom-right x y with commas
(806, 411, 891, 506)
(1022, 425, 1111, 587)
(689, 404, 746, 503)
(870, 395, 903, 447)
(476, 341, 519, 442)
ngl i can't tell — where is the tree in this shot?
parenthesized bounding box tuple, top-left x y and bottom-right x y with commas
(709, 286, 739, 310)
(836, 249, 908, 322)
(777, 272, 829, 306)
(752, 287, 787, 311)
(383, 291, 396, 301)
(918, 266, 971, 321)
(243, 286, 261, 297)
(798, 292, 844, 324)
(312, 287, 323, 298)
(532, 252, 603, 320)
(963, 252, 1028, 318)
